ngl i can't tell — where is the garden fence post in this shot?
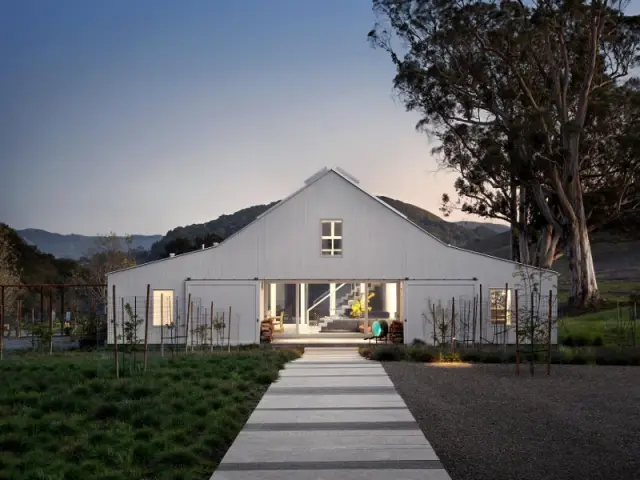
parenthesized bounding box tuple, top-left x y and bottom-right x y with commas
(228, 306, 232, 353)
(547, 290, 553, 376)
(515, 290, 520, 376)
(143, 284, 150, 372)
(60, 286, 65, 337)
(48, 288, 53, 355)
(185, 293, 191, 353)
(472, 295, 477, 348)
(504, 283, 509, 349)
(479, 284, 483, 349)
(113, 285, 119, 379)
(210, 302, 214, 353)
(451, 297, 456, 351)
(529, 289, 535, 377)
(0, 285, 4, 361)
(160, 294, 164, 358)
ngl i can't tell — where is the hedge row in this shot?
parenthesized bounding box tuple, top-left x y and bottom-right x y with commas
(359, 345, 640, 366)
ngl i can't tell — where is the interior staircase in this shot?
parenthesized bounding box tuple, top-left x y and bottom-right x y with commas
(316, 284, 364, 333)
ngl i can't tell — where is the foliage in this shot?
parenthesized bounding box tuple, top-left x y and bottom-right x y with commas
(360, 343, 640, 365)
(0, 349, 299, 480)
(0, 226, 21, 316)
(369, 0, 640, 308)
(30, 323, 53, 352)
(349, 291, 375, 318)
(73, 232, 137, 304)
(73, 311, 108, 348)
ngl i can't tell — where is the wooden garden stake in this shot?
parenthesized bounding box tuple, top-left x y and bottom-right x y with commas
(48, 288, 53, 354)
(210, 301, 214, 353)
(185, 293, 192, 353)
(515, 290, 520, 376)
(0, 285, 4, 361)
(547, 290, 553, 376)
(451, 296, 456, 350)
(160, 294, 164, 358)
(143, 284, 150, 372)
(479, 284, 483, 349)
(112, 285, 119, 378)
(228, 305, 232, 352)
(504, 283, 509, 347)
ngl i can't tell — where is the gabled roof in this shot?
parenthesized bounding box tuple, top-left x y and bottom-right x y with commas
(108, 166, 558, 276)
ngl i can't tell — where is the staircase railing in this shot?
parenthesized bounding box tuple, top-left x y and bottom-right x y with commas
(306, 283, 349, 319)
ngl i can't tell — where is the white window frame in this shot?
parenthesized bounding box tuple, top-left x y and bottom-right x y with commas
(152, 289, 174, 326)
(489, 288, 511, 325)
(320, 219, 343, 256)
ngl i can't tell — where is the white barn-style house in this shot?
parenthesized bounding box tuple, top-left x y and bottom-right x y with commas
(107, 167, 558, 346)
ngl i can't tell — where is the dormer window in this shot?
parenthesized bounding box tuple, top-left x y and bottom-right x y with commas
(321, 220, 342, 256)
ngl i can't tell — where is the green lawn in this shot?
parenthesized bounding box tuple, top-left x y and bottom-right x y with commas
(0, 348, 299, 480)
(559, 306, 640, 346)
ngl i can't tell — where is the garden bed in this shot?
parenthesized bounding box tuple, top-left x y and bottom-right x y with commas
(360, 343, 640, 366)
(0, 348, 300, 480)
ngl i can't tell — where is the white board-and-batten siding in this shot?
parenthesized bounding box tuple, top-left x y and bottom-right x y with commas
(107, 168, 558, 345)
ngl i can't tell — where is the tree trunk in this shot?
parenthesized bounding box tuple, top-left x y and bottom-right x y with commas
(567, 222, 599, 308)
(536, 225, 560, 269)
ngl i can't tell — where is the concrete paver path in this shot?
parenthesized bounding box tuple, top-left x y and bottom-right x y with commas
(210, 347, 452, 480)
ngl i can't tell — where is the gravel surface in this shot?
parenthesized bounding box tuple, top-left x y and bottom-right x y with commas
(385, 362, 640, 480)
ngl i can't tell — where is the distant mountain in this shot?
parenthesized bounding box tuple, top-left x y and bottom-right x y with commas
(17, 229, 162, 260)
(455, 221, 510, 234)
(1, 224, 77, 284)
(146, 196, 500, 261)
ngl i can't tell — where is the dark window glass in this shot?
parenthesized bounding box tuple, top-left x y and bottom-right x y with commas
(333, 221, 342, 237)
(333, 238, 342, 250)
(321, 239, 332, 250)
(321, 221, 331, 236)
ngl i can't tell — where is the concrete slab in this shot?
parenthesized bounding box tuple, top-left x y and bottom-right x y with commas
(263, 386, 398, 395)
(222, 431, 439, 463)
(279, 367, 386, 377)
(212, 468, 452, 480)
(246, 408, 416, 425)
(255, 393, 406, 410)
(271, 376, 394, 388)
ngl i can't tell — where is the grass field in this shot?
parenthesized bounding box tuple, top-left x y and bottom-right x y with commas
(559, 306, 640, 346)
(0, 348, 299, 480)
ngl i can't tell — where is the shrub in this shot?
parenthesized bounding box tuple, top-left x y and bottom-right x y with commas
(437, 351, 461, 363)
(369, 345, 405, 361)
(591, 336, 604, 346)
(406, 346, 435, 363)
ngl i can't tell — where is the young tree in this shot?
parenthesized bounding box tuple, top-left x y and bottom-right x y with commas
(73, 232, 137, 303)
(369, 0, 640, 308)
(0, 228, 21, 320)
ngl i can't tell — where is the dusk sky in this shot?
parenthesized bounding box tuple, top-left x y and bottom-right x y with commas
(0, 1, 523, 235)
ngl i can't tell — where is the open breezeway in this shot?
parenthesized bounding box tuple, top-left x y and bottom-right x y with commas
(210, 347, 452, 480)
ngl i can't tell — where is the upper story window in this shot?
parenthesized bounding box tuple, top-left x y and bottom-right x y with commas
(321, 220, 342, 256)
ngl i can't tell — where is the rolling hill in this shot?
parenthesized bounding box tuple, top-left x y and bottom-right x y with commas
(145, 196, 499, 260)
(17, 229, 162, 260)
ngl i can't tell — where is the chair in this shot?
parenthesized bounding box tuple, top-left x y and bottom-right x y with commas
(272, 311, 284, 333)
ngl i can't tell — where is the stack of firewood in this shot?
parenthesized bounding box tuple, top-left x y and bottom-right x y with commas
(260, 319, 274, 343)
(389, 320, 404, 344)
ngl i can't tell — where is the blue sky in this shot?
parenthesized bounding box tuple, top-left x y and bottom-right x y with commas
(0, 0, 460, 235)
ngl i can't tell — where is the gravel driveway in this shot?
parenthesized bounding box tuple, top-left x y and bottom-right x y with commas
(384, 362, 640, 480)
